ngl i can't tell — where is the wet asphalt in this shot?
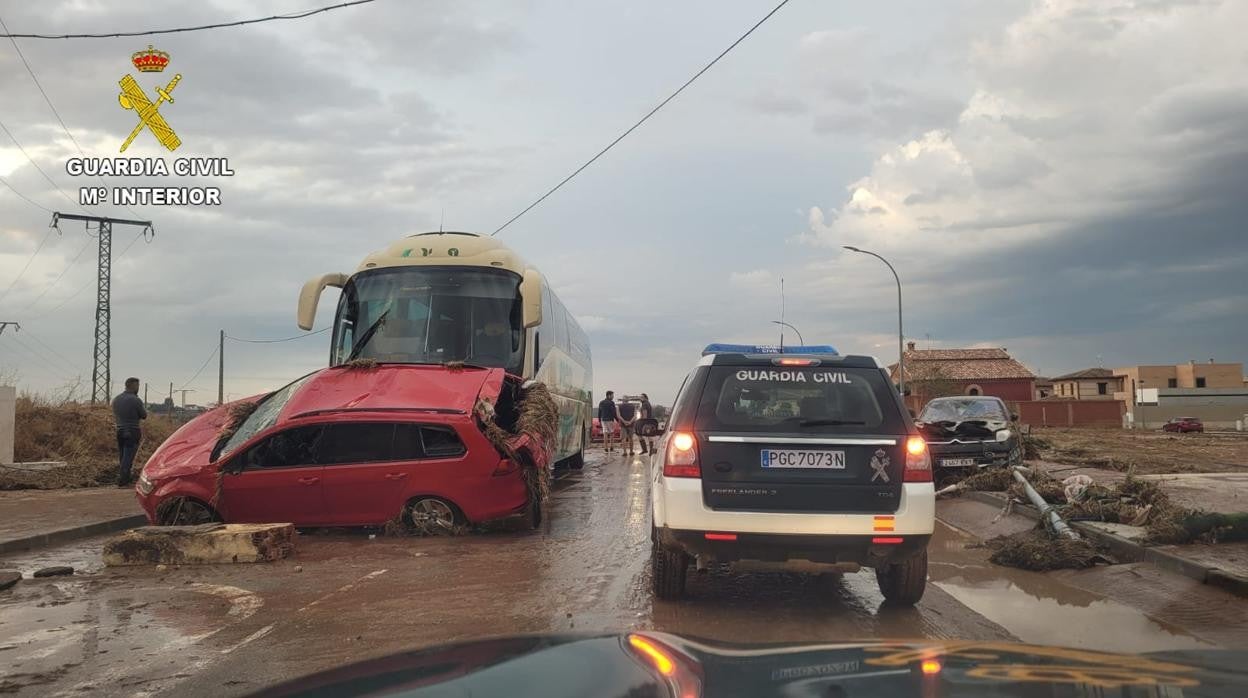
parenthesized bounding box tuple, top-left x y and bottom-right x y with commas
(2, 449, 1247, 696)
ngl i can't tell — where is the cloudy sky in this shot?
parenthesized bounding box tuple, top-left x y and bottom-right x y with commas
(1, 0, 1244, 407)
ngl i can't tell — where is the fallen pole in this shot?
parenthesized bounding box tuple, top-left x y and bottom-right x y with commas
(1011, 466, 1080, 540)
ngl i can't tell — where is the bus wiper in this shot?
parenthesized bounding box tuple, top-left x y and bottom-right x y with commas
(798, 419, 866, 426)
(346, 307, 391, 362)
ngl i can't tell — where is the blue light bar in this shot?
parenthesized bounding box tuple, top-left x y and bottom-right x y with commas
(702, 343, 839, 356)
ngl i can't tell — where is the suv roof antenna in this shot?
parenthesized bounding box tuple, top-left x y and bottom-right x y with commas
(779, 276, 785, 351)
(439, 207, 444, 233)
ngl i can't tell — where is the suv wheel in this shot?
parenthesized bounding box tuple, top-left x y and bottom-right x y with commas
(875, 550, 928, 605)
(652, 541, 689, 600)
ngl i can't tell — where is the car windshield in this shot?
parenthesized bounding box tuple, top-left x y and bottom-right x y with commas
(218, 373, 315, 459)
(331, 267, 524, 374)
(920, 398, 1008, 423)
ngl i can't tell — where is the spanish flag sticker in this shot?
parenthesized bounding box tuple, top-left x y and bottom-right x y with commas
(873, 515, 895, 532)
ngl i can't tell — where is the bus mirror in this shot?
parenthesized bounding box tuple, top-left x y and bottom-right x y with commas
(520, 269, 543, 328)
(297, 273, 348, 330)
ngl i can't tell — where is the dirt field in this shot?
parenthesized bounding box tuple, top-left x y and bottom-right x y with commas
(1031, 427, 1248, 475)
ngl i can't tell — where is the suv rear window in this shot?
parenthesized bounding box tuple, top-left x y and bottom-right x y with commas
(694, 366, 904, 433)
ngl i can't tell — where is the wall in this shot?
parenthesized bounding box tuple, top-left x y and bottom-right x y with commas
(1055, 379, 1119, 400)
(1010, 399, 1125, 427)
(0, 385, 14, 464)
(1129, 388, 1248, 429)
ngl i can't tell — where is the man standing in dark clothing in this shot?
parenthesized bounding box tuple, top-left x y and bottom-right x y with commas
(638, 393, 655, 455)
(112, 377, 147, 487)
(597, 390, 619, 453)
(617, 399, 637, 456)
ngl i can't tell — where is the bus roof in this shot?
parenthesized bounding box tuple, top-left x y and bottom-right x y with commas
(356, 232, 529, 275)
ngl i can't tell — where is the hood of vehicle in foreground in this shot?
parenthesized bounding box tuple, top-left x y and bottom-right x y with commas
(254, 632, 1248, 698)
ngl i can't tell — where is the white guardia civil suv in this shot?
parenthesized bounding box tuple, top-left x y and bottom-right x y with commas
(649, 344, 936, 605)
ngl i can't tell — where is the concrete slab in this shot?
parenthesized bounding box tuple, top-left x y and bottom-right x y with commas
(0, 461, 70, 472)
(103, 523, 296, 566)
(1079, 521, 1148, 543)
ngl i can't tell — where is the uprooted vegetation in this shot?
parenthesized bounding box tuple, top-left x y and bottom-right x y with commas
(1, 396, 180, 490)
(946, 465, 1248, 546)
(980, 530, 1108, 571)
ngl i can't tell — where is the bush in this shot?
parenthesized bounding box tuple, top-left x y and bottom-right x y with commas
(3, 396, 180, 489)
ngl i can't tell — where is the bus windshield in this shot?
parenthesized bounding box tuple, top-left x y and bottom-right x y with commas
(331, 266, 525, 374)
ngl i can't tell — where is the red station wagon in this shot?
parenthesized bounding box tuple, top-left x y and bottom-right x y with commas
(136, 364, 546, 532)
(1162, 416, 1204, 433)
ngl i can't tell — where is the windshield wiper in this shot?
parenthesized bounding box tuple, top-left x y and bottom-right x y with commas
(797, 418, 866, 427)
(346, 307, 391, 362)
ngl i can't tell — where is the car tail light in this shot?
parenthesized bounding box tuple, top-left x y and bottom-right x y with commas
(626, 633, 703, 698)
(663, 432, 701, 478)
(903, 436, 932, 482)
(492, 458, 519, 476)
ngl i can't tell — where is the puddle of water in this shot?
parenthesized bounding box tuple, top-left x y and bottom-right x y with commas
(931, 524, 1214, 654)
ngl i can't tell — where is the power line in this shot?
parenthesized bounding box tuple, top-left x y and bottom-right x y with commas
(226, 327, 330, 343)
(1, 0, 379, 39)
(27, 228, 148, 321)
(492, 0, 794, 236)
(0, 117, 89, 214)
(25, 236, 91, 310)
(0, 225, 58, 306)
(0, 13, 143, 219)
(180, 344, 219, 390)
(5, 330, 77, 382)
(14, 326, 79, 376)
(0, 173, 53, 212)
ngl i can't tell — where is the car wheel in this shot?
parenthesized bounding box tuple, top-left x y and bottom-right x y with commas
(156, 497, 220, 526)
(652, 540, 689, 600)
(407, 497, 462, 535)
(875, 550, 928, 606)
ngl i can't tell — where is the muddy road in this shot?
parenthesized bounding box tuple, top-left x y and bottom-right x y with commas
(3, 450, 1247, 696)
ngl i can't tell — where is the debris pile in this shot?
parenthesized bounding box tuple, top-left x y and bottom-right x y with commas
(982, 530, 1106, 571)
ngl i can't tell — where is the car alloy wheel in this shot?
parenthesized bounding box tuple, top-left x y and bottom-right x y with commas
(408, 497, 459, 534)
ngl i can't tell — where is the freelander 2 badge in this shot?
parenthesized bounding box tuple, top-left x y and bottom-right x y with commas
(118, 45, 182, 152)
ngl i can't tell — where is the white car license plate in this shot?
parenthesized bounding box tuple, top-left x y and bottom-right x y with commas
(942, 458, 977, 467)
(760, 449, 845, 469)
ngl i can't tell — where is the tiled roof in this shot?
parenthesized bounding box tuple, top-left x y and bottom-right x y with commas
(891, 347, 1035, 381)
(1052, 367, 1116, 380)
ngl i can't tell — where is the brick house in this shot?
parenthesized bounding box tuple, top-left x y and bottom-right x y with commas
(890, 342, 1036, 409)
(1051, 368, 1123, 400)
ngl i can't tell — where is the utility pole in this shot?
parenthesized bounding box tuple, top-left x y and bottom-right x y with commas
(168, 382, 173, 416)
(175, 389, 195, 408)
(218, 329, 225, 406)
(0, 322, 19, 336)
(50, 213, 153, 404)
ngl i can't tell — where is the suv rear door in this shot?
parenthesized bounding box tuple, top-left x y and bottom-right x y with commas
(693, 362, 908, 514)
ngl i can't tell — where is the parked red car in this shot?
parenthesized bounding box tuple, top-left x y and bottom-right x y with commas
(135, 364, 549, 531)
(1162, 416, 1204, 433)
(590, 417, 603, 443)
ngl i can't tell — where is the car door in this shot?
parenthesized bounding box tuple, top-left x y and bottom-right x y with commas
(221, 425, 327, 525)
(317, 422, 411, 525)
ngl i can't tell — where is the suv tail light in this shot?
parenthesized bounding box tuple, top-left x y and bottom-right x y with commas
(663, 432, 701, 478)
(903, 436, 932, 482)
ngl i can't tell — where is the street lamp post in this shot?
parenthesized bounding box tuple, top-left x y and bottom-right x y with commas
(771, 320, 804, 347)
(843, 246, 904, 397)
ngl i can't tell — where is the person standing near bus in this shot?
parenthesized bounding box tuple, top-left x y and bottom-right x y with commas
(638, 393, 655, 455)
(617, 398, 638, 456)
(112, 377, 147, 487)
(598, 391, 619, 453)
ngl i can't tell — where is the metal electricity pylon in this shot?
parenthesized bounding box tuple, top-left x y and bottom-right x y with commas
(50, 213, 153, 404)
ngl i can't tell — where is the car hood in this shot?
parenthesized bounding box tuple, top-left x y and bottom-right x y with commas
(141, 396, 263, 480)
(255, 633, 1248, 698)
